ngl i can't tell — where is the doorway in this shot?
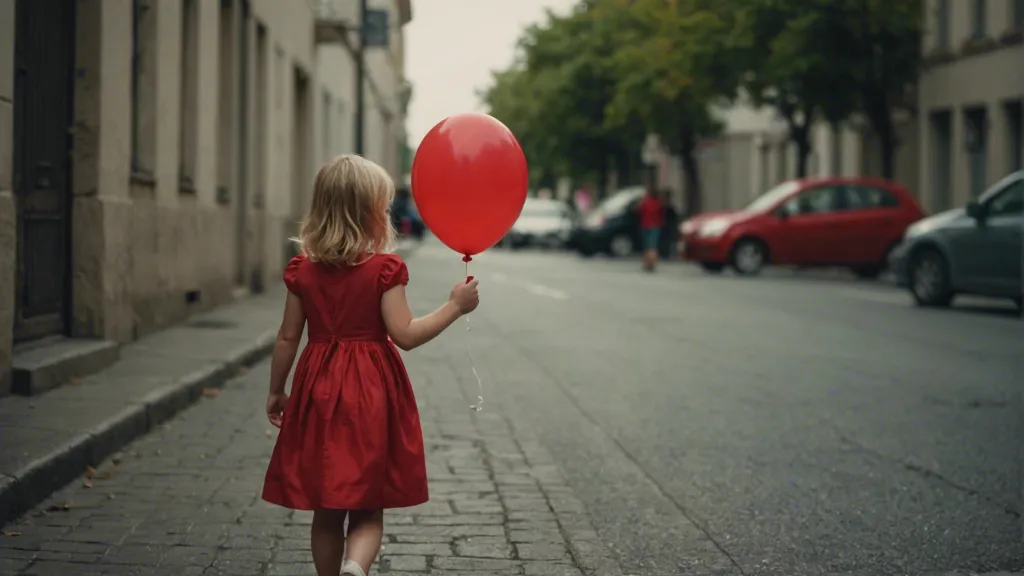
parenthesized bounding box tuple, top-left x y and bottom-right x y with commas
(12, 0, 76, 343)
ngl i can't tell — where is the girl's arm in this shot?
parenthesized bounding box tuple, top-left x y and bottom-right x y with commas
(269, 291, 306, 395)
(381, 285, 462, 351)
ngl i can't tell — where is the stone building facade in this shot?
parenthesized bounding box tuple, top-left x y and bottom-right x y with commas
(918, 0, 1024, 211)
(0, 0, 414, 397)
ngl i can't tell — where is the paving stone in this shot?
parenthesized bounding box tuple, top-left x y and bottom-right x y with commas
(517, 542, 573, 561)
(381, 542, 452, 556)
(387, 554, 428, 571)
(454, 536, 514, 559)
(4, 290, 623, 576)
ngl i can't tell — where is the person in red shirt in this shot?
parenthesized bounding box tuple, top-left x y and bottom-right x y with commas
(637, 187, 665, 271)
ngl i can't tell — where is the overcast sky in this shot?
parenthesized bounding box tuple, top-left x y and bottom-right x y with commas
(404, 0, 578, 147)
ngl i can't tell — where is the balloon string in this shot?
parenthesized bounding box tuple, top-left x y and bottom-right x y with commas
(465, 258, 484, 412)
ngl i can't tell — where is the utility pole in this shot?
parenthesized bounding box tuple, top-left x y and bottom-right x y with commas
(354, 0, 367, 155)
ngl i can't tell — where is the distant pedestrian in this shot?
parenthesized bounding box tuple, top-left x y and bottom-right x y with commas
(637, 187, 664, 271)
(262, 154, 481, 576)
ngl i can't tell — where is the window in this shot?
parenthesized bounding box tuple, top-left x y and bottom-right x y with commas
(783, 186, 841, 215)
(179, 0, 199, 189)
(1006, 100, 1023, 172)
(844, 186, 900, 210)
(322, 90, 332, 162)
(131, 0, 157, 177)
(934, 0, 950, 50)
(744, 181, 801, 213)
(971, 0, 986, 39)
(988, 180, 1023, 217)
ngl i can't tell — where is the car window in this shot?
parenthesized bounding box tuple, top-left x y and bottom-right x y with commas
(744, 181, 802, 213)
(595, 190, 642, 214)
(782, 186, 841, 215)
(987, 180, 1024, 217)
(843, 186, 900, 210)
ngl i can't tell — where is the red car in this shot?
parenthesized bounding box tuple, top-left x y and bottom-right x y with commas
(678, 177, 926, 277)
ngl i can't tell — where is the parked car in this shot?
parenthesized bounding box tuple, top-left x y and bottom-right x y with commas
(571, 187, 677, 257)
(503, 198, 575, 249)
(391, 194, 425, 240)
(678, 177, 926, 276)
(891, 170, 1023, 310)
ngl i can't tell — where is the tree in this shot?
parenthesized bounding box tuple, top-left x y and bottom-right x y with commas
(840, 0, 924, 179)
(732, 0, 859, 177)
(481, 65, 562, 189)
(481, 4, 643, 195)
(598, 0, 738, 215)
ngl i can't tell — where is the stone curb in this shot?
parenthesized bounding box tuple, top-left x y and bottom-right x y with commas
(0, 330, 277, 527)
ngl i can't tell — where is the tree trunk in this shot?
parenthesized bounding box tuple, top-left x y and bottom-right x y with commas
(869, 105, 897, 180)
(794, 130, 812, 178)
(680, 149, 701, 217)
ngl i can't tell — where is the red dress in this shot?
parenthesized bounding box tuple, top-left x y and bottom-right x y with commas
(262, 253, 429, 510)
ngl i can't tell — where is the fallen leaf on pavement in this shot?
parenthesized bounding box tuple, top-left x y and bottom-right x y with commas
(265, 430, 274, 438)
(84, 466, 96, 479)
(46, 502, 74, 512)
(2, 530, 21, 537)
(68, 377, 82, 386)
(111, 452, 124, 465)
(237, 366, 249, 376)
(83, 479, 93, 489)
(202, 388, 220, 398)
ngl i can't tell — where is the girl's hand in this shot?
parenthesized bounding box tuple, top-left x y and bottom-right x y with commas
(266, 393, 289, 428)
(449, 278, 480, 314)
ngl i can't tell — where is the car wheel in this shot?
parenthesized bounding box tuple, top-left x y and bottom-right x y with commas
(701, 263, 725, 274)
(608, 233, 634, 258)
(730, 239, 767, 275)
(908, 248, 953, 307)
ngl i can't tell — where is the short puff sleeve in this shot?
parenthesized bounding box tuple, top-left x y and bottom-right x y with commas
(378, 254, 410, 292)
(283, 255, 305, 294)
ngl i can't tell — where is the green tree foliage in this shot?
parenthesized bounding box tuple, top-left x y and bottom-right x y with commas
(730, 0, 859, 177)
(838, 0, 924, 179)
(481, 0, 924, 206)
(481, 4, 643, 194)
(599, 0, 739, 214)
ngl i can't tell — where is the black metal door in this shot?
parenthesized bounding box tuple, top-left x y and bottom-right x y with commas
(12, 0, 75, 343)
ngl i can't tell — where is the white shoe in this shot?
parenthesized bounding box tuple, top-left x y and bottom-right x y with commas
(341, 560, 367, 576)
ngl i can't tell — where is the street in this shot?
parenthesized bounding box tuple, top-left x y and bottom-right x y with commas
(3, 239, 1021, 576)
(413, 240, 1022, 575)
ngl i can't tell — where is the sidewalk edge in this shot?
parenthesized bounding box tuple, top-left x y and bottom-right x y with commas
(0, 329, 277, 527)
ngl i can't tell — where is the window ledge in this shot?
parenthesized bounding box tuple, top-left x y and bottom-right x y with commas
(130, 169, 156, 187)
(179, 174, 197, 195)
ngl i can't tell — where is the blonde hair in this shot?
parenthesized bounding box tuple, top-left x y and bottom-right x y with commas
(293, 154, 397, 265)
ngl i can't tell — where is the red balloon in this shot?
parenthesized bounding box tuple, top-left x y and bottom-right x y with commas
(411, 113, 529, 257)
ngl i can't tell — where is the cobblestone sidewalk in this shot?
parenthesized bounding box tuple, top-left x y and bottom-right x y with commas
(0, 342, 622, 575)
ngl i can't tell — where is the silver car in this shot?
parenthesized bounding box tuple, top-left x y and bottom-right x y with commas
(503, 198, 575, 250)
(891, 170, 1023, 311)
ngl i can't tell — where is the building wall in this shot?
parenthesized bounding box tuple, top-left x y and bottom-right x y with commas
(313, 0, 411, 180)
(0, 0, 14, 395)
(65, 0, 317, 346)
(918, 0, 1023, 212)
(0, 0, 374, 396)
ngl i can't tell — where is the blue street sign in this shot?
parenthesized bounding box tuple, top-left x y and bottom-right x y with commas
(364, 9, 389, 48)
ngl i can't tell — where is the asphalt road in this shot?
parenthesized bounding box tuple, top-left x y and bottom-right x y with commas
(408, 238, 1023, 576)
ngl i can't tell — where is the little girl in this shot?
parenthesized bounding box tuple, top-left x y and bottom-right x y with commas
(261, 154, 480, 576)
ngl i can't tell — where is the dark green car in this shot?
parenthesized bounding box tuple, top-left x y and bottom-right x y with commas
(891, 171, 1023, 311)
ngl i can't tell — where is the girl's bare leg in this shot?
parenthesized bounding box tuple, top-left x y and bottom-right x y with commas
(345, 509, 384, 574)
(312, 509, 348, 576)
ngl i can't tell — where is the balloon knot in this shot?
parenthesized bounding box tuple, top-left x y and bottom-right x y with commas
(462, 255, 473, 263)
